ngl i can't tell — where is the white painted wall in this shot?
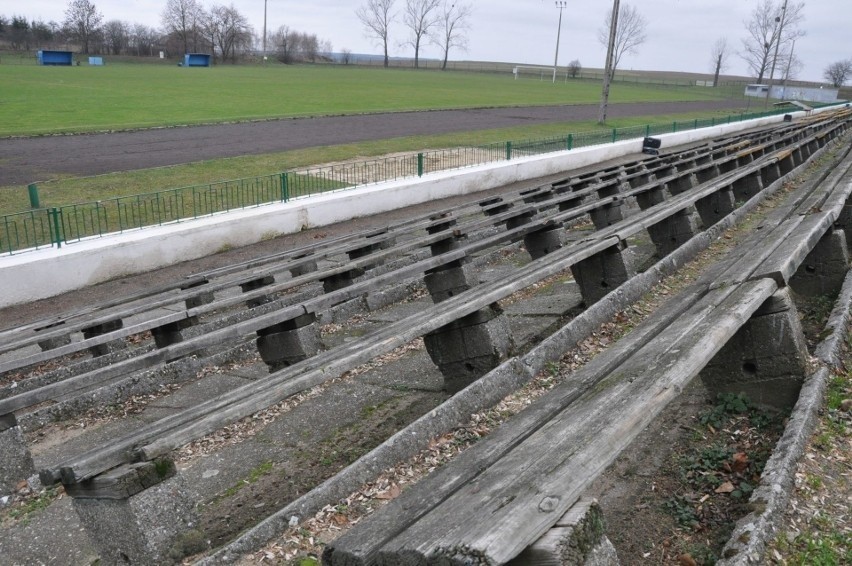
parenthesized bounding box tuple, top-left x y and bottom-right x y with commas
(0, 107, 833, 308)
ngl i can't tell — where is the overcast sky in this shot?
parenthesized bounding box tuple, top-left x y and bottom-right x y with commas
(8, 0, 849, 83)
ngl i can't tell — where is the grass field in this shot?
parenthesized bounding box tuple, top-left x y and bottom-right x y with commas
(0, 63, 738, 137)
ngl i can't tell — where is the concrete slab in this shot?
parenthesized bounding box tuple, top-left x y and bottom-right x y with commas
(353, 348, 446, 392)
(508, 315, 561, 348)
(181, 380, 406, 501)
(504, 289, 582, 317)
(0, 495, 98, 566)
(366, 300, 432, 323)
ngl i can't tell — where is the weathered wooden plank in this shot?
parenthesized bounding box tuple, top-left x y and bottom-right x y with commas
(2, 249, 469, 416)
(752, 212, 837, 286)
(507, 498, 606, 566)
(0, 311, 190, 374)
(51, 238, 619, 485)
(371, 279, 776, 565)
(323, 283, 704, 566)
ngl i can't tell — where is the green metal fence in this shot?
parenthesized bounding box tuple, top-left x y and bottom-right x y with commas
(0, 105, 814, 256)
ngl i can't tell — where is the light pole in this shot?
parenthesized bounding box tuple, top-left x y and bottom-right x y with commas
(553, 1, 567, 83)
(262, 0, 268, 55)
(764, 0, 788, 108)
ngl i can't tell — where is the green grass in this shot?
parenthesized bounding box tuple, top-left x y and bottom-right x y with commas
(0, 63, 738, 137)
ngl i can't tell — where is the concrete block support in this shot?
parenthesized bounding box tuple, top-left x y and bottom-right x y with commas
(69, 460, 198, 566)
(790, 229, 850, 297)
(569, 242, 634, 305)
(508, 498, 620, 566)
(240, 276, 276, 308)
(424, 261, 479, 303)
(834, 200, 852, 249)
(646, 208, 699, 257)
(588, 202, 624, 230)
(256, 313, 321, 372)
(732, 171, 764, 203)
(635, 185, 666, 211)
(181, 279, 215, 309)
(37, 332, 72, 351)
(0, 416, 35, 495)
(666, 173, 697, 195)
(423, 305, 514, 394)
(82, 319, 126, 357)
(321, 268, 366, 293)
(700, 288, 809, 409)
(695, 187, 736, 228)
(289, 254, 318, 277)
(151, 316, 200, 349)
(427, 215, 463, 256)
(524, 226, 566, 260)
(760, 162, 782, 188)
(695, 164, 720, 184)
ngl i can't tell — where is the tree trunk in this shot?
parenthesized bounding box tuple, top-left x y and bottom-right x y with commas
(383, 40, 388, 68)
(713, 54, 722, 87)
(414, 39, 420, 69)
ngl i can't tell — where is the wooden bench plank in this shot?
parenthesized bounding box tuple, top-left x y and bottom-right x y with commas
(370, 279, 776, 565)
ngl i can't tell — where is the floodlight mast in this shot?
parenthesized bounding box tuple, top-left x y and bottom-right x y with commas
(263, 0, 268, 55)
(553, 1, 567, 83)
(764, 0, 788, 108)
(598, 0, 620, 124)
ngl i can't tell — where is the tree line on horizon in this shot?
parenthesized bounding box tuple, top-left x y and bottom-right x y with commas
(0, 0, 848, 88)
(0, 0, 334, 64)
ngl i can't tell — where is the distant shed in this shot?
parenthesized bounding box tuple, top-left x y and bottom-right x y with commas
(37, 50, 73, 66)
(183, 53, 211, 67)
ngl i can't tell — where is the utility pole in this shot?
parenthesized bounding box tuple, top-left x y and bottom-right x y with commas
(764, 0, 788, 108)
(598, 0, 619, 124)
(553, 1, 567, 84)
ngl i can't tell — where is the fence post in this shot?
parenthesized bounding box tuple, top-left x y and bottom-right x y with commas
(417, 153, 424, 177)
(672, 121, 678, 132)
(694, 118, 698, 129)
(506, 141, 512, 160)
(611, 128, 617, 143)
(645, 124, 650, 137)
(567, 133, 573, 150)
(280, 173, 289, 202)
(27, 183, 40, 209)
(49, 207, 62, 249)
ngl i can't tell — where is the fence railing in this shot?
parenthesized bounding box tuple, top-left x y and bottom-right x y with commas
(0, 105, 809, 256)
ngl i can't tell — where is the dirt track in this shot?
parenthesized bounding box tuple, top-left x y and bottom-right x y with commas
(0, 100, 746, 187)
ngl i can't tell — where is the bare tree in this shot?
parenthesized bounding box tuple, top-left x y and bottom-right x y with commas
(162, 0, 204, 54)
(739, 0, 805, 83)
(435, 1, 471, 70)
(567, 59, 582, 78)
(356, 0, 395, 68)
(709, 38, 730, 87)
(402, 0, 441, 68)
(63, 0, 103, 54)
(31, 19, 56, 47)
(341, 48, 353, 64)
(102, 20, 128, 55)
(596, 1, 646, 79)
(207, 4, 253, 63)
(130, 23, 157, 56)
(824, 60, 852, 88)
